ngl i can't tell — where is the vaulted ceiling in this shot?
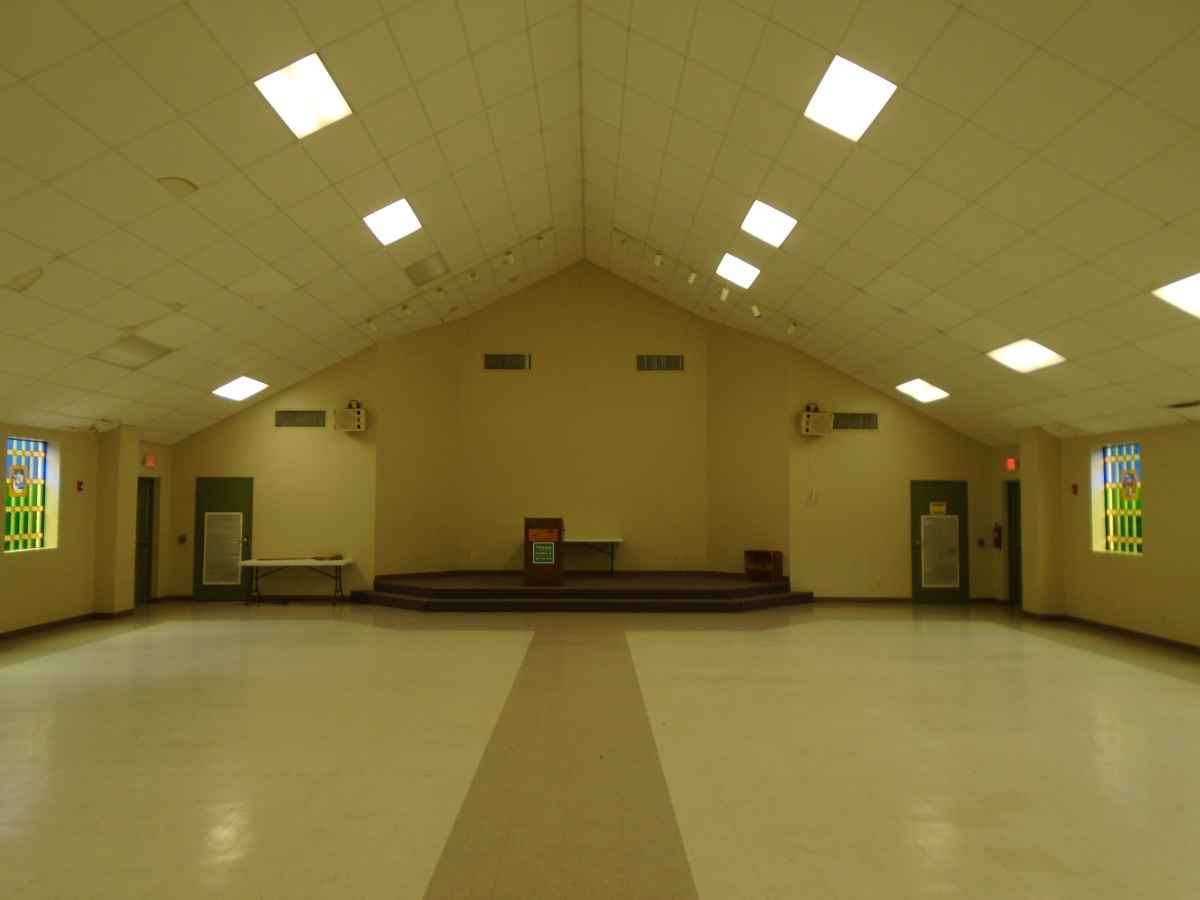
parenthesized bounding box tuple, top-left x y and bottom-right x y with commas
(2, 0, 1200, 446)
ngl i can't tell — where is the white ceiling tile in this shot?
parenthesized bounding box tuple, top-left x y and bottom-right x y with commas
(135, 261, 216, 306)
(983, 237, 1081, 294)
(726, 90, 798, 159)
(847, 216, 923, 265)
(287, 187, 361, 238)
(188, 174, 277, 232)
(0, 341, 78, 378)
(894, 241, 972, 289)
(45, 357, 131, 392)
(1041, 91, 1191, 188)
(136, 313, 213, 349)
(859, 88, 963, 171)
(417, 59, 485, 132)
(626, 34, 685, 107)
(69, 229, 171, 286)
(289, 0, 382, 47)
(474, 33, 536, 108)
(388, 137, 455, 193)
(906, 10, 1034, 117)
(930, 204, 1024, 264)
(1128, 30, 1200, 130)
(770, 0, 856, 49)
(1047, 0, 1200, 85)
(581, 9, 628, 84)
(337, 163, 403, 218)
(973, 51, 1112, 154)
(920, 124, 1027, 200)
(190, 86, 294, 169)
(32, 45, 175, 146)
(53, 151, 174, 227)
(745, 24, 828, 113)
(804, 189, 872, 241)
(947, 316, 1019, 352)
(0, 230, 52, 286)
(689, 0, 764, 83)
(390, 0, 470, 82)
(531, 7, 580, 80)
(40, 315, 123, 354)
(302, 116, 382, 182)
(1085, 294, 1196, 345)
(1109, 140, 1200, 222)
(459, 0, 525, 51)
(128, 203, 225, 258)
(976, 158, 1093, 229)
(0, 84, 107, 180)
(1092, 225, 1200, 292)
(439, 113, 496, 172)
(828, 147, 912, 212)
(960, 0, 1084, 45)
(0, 287, 70, 337)
(864, 268, 930, 310)
(0, 186, 114, 255)
(186, 238, 264, 286)
(710, 140, 772, 196)
(672, 62, 738, 133)
(112, 5, 245, 114)
(190, 0, 312, 80)
(122, 119, 235, 187)
(322, 22, 412, 111)
(880, 176, 966, 235)
(2, 2, 96, 78)
(245, 144, 331, 208)
(778, 120, 854, 186)
(908, 293, 974, 331)
(274, 244, 339, 286)
(360, 88, 435, 160)
(1037, 193, 1162, 259)
(230, 266, 296, 305)
(539, 67, 582, 126)
(1032, 319, 1122, 359)
(1134, 326, 1200, 369)
(631, 0, 696, 54)
(839, 0, 957, 84)
(665, 114, 723, 172)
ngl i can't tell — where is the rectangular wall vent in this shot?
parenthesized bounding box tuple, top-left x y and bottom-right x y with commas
(484, 353, 532, 371)
(275, 410, 327, 428)
(833, 412, 879, 430)
(637, 354, 685, 372)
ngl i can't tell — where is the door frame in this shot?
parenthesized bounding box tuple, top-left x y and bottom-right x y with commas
(1005, 480, 1023, 609)
(910, 480, 970, 602)
(193, 477, 254, 601)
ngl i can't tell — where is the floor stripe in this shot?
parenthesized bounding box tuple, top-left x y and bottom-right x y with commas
(424, 621, 698, 899)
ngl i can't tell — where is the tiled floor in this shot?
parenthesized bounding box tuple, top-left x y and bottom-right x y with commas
(1, 602, 1198, 899)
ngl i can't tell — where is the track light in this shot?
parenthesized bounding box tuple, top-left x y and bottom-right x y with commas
(687, 271, 697, 285)
(720, 287, 730, 302)
(654, 253, 663, 267)
(504, 250, 515, 265)
(751, 304, 762, 318)
(786, 321, 796, 336)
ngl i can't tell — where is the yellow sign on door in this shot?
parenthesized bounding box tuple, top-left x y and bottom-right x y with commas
(930, 501, 947, 515)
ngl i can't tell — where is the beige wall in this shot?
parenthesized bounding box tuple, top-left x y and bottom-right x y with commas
(0, 422, 99, 634)
(1060, 422, 1200, 646)
(165, 352, 379, 597)
(786, 352, 996, 599)
(158, 262, 1000, 600)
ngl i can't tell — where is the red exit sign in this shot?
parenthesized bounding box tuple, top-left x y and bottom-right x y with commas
(1005, 456, 1018, 472)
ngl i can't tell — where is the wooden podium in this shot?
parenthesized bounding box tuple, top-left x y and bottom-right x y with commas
(524, 517, 564, 586)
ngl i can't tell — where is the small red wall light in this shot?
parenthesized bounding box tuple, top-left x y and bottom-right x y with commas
(1005, 456, 1018, 472)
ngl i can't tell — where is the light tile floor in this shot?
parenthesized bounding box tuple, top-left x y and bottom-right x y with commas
(1, 603, 1198, 899)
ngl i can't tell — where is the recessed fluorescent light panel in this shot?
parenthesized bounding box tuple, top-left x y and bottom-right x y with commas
(213, 376, 269, 402)
(896, 378, 949, 404)
(716, 253, 760, 289)
(987, 339, 1065, 374)
(254, 53, 352, 139)
(1153, 271, 1200, 318)
(741, 200, 798, 248)
(804, 55, 897, 141)
(364, 198, 422, 246)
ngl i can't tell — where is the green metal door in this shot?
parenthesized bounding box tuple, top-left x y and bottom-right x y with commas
(135, 477, 155, 604)
(910, 480, 969, 602)
(193, 477, 253, 601)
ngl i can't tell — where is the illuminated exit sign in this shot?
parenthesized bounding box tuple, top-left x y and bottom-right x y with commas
(1005, 456, 1018, 472)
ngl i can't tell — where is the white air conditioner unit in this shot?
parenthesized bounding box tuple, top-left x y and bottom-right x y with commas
(799, 411, 834, 437)
(333, 408, 366, 432)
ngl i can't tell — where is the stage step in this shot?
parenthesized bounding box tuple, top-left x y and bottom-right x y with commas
(350, 589, 814, 613)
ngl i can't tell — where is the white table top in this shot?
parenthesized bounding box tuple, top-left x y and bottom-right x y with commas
(561, 537, 623, 544)
(241, 558, 354, 568)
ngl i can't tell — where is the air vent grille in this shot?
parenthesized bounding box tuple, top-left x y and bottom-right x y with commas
(275, 410, 327, 427)
(637, 354, 684, 372)
(484, 353, 531, 371)
(833, 412, 879, 430)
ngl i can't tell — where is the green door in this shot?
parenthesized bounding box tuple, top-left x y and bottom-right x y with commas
(135, 477, 155, 604)
(193, 477, 253, 601)
(910, 480, 969, 602)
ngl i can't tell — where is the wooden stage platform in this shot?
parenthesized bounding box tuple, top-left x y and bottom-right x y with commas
(353, 571, 813, 612)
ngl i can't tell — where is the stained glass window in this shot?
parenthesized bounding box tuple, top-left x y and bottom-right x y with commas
(1102, 442, 1142, 555)
(4, 437, 48, 553)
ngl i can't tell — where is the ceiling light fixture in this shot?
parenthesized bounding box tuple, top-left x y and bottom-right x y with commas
(254, 53, 352, 139)
(363, 198, 422, 246)
(687, 271, 697, 285)
(654, 253, 663, 267)
(716, 253, 760, 289)
(720, 287, 730, 302)
(786, 322, 796, 336)
(804, 55, 897, 142)
(742, 200, 798, 248)
(987, 339, 1065, 373)
(1153, 271, 1200, 318)
(750, 304, 762, 318)
(896, 378, 950, 403)
(156, 176, 198, 198)
(212, 376, 269, 402)
(505, 250, 515, 265)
